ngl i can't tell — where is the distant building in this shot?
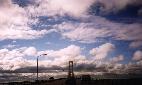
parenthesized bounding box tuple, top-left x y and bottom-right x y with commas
(49, 77, 54, 80)
(81, 75, 92, 85)
(81, 75, 91, 81)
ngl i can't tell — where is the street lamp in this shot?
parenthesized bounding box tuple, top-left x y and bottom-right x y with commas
(37, 53, 47, 81)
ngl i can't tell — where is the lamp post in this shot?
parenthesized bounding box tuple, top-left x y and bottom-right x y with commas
(37, 54, 47, 81)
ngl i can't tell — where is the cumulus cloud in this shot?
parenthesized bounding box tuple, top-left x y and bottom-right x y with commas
(90, 43, 115, 60)
(0, 45, 86, 71)
(0, 47, 38, 70)
(111, 55, 124, 63)
(39, 45, 86, 67)
(46, 45, 81, 58)
(132, 50, 142, 61)
(26, 0, 95, 17)
(0, 45, 142, 75)
(23, 47, 37, 56)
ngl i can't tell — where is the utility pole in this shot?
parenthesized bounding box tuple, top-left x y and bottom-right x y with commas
(36, 54, 47, 82)
(37, 56, 39, 81)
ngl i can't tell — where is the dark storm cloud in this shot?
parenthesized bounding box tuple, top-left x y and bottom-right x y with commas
(0, 62, 142, 75)
(74, 63, 96, 71)
(74, 62, 142, 75)
(90, 0, 142, 14)
(2, 65, 67, 73)
(138, 8, 142, 16)
(89, 0, 142, 23)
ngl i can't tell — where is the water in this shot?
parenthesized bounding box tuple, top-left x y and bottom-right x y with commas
(0, 72, 96, 83)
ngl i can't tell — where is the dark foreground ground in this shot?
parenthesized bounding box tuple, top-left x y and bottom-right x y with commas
(1, 78, 142, 85)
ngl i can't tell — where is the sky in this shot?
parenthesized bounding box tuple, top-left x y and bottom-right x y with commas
(0, 0, 142, 77)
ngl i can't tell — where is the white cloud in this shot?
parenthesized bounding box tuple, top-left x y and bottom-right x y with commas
(0, 0, 55, 40)
(0, 0, 28, 29)
(23, 47, 37, 56)
(90, 43, 115, 60)
(0, 28, 51, 40)
(55, 16, 142, 46)
(39, 45, 86, 66)
(1, 0, 141, 43)
(114, 23, 142, 41)
(0, 45, 86, 70)
(56, 21, 111, 43)
(132, 50, 142, 61)
(26, 0, 95, 18)
(0, 45, 142, 75)
(39, 45, 81, 58)
(0, 47, 36, 70)
(111, 55, 124, 63)
(3, 57, 30, 70)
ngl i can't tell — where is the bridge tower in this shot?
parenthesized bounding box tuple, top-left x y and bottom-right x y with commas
(68, 61, 74, 78)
